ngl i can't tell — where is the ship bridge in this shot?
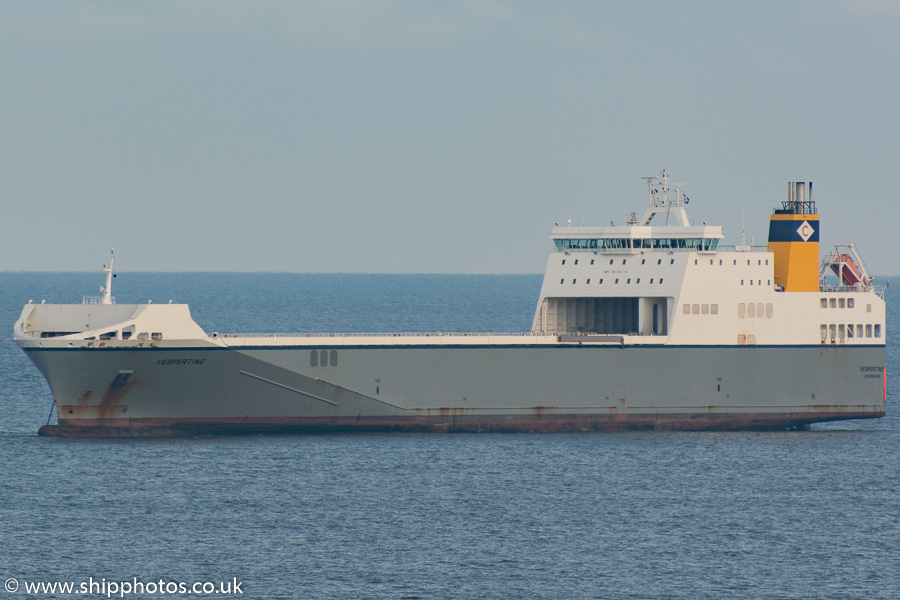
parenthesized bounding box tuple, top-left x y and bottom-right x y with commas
(550, 168, 724, 254)
(534, 170, 724, 338)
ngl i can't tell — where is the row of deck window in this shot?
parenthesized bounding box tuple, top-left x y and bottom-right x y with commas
(738, 303, 774, 318)
(561, 278, 664, 285)
(821, 298, 855, 309)
(555, 238, 719, 251)
(821, 323, 881, 340)
(562, 258, 676, 266)
(683, 304, 719, 315)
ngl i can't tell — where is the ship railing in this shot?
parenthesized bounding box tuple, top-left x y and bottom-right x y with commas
(83, 295, 115, 304)
(716, 245, 770, 252)
(217, 331, 534, 339)
(819, 283, 886, 297)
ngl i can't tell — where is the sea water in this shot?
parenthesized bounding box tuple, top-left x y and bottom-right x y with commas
(0, 272, 897, 600)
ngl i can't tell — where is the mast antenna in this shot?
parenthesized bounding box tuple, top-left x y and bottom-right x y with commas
(100, 249, 115, 305)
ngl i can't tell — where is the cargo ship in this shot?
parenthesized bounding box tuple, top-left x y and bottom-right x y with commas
(15, 171, 887, 436)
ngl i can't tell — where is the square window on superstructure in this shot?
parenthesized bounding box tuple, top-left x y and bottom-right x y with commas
(562, 260, 566, 265)
(587, 279, 591, 284)
(636, 278, 641, 284)
(848, 298, 855, 308)
(591, 260, 595, 265)
(660, 278, 664, 284)
(560, 279, 564, 284)
(600, 279, 604, 284)
(670, 259, 675, 265)
(711, 304, 719, 314)
(650, 278, 654, 284)
(658, 259, 662, 265)
(821, 298, 828, 308)
(857, 324, 863, 337)
(875, 324, 882, 338)
(572, 279, 577, 284)
(683, 304, 691, 314)
(610, 260, 614, 265)
(839, 298, 845, 308)
(866, 324, 873, 337)
(830, 298, 837, 308)
(692, 304, 700, 314)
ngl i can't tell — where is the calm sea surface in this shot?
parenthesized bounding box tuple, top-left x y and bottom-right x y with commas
(1, 273, 897, 600)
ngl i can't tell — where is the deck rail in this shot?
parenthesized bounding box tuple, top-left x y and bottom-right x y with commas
(216, 331, 533, 339)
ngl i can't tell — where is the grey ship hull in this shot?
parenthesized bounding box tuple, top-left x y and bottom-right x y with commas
(26, 343, 886, 436)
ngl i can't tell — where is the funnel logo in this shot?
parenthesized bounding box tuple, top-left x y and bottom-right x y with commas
(797, 220, 814, 242)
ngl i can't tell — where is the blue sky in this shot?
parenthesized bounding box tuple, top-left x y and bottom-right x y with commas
(1, 1, 898, 274)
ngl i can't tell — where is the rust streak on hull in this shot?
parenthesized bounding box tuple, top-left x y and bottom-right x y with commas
(38, 408, 885, 437)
